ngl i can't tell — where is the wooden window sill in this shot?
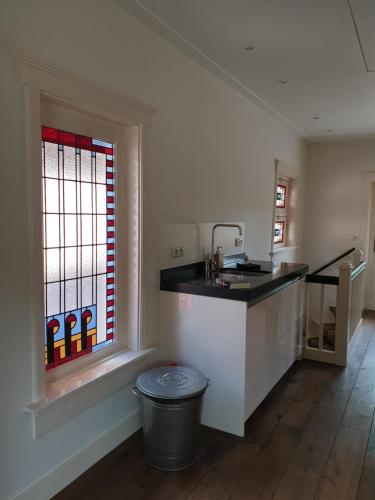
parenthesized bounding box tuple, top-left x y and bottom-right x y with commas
(25, 347, 156, 438)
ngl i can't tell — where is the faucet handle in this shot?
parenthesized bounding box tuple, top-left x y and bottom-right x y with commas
(205, 256, 216, 279)
(205, 257, 214, 276)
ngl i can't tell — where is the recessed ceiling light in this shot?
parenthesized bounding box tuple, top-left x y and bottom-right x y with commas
(245, 46, 255, 51)
(278, 80, 288, 84)
(313, 116, 319, 120)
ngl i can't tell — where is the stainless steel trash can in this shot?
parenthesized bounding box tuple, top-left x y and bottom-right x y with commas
(133, 365, 209, 471)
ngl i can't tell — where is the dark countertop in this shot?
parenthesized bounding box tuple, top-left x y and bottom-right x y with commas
(160, 259, 308, 306)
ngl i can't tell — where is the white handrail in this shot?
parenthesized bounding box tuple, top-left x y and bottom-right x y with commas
(335, 262, 353, 366)
(303, 254, 366, 367)
(335, 260, 366, 366)
(318, 284, 325, 350)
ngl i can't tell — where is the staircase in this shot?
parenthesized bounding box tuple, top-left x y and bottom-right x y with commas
(307, 306, 336, 351)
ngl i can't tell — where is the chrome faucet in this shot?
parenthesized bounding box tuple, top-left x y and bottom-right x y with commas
(209, 224, 243, 277)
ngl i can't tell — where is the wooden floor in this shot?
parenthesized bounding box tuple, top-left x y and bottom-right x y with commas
(55, 315, 375, 500)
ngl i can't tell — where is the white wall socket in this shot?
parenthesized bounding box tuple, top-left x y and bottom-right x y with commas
(235, 237, 243, 247)
(171, 246, 185, 258)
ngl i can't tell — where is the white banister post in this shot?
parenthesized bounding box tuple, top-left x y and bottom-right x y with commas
(303, 282, 310, 348)
(352, 248, 363, 268)
(318, 284, 325, 350)
(335, 262, 353, 366)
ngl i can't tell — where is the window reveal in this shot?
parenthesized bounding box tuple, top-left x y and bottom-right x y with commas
(42, 126, 115, 370)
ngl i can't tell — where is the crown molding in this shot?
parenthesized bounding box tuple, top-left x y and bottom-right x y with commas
(21, 52, 156, 117)
(114, 0, 306, 137)
(308, 132, 375, 143)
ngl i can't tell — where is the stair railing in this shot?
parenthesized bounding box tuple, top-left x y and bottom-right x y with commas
(304, 248, 366, 366)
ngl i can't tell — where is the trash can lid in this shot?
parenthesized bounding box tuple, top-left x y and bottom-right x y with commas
(136, 365, 208, 400)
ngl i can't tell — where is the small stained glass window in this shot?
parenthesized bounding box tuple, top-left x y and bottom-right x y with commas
(42, 126, 115, 370)
(274, 221, 285, 244)
(276, 184, 286, 208)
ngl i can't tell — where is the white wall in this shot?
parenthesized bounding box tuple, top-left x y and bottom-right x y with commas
(304, 139, 375, 316)
(304, 139, 375, 271)
(0, 1, 306, 498)
(160, 222, 246, 269)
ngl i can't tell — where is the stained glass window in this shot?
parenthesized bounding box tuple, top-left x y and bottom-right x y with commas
(274, 221, 285, 244)
(42, 126, 115, 370)
(276, 184, 286, 208)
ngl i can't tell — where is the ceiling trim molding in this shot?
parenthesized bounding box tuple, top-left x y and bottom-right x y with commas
(21, 52, 157, 116)
(347, 0, 375, 73)
(114, 0, 306, 137)
(308, 132, 375, 143)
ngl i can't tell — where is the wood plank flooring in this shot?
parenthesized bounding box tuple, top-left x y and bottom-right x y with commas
(54, 315, 375, 500)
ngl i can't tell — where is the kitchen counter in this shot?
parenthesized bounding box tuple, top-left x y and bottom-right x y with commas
(160, 259, 308, 306)
(159, 256, 307, 435)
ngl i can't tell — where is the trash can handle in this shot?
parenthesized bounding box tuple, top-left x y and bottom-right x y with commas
(132, 386, 142, 397)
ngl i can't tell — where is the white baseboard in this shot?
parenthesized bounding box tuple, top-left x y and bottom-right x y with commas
(13, 408, 142, 500)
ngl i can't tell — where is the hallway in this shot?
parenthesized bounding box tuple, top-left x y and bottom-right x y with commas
(55, 315, 375, 500)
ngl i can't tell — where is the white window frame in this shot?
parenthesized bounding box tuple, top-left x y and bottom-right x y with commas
(22, 54, 156, 437)
(274, 176, 289, 248)
(270, 159, 299, 257)
(41, 102, 131, 383)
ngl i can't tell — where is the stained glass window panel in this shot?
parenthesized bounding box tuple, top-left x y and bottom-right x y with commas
(64, 215, 77, 246)
(64, 181, 77, 213)
(44, 142, 58, 178)
(65, 247, 77, 279)
(96, 184, 107, 214)
(63, 146, 76, 180)
(80, 149, 92, 182)
(81, 183, 93, 213)
(276, 184, 286, 208)
(274, 221, 285, 244)
(44, 178, 59, 213)
(42, 126, 115, 370)
(46, 282, 60, 317)
(97, 215, 107, 245)
(45, 214, 59, 248)
(65, 279, 78, 313)
(96, 153, 107, 183)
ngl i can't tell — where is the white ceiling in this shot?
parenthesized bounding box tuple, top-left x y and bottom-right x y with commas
(115, 0, 375, 140)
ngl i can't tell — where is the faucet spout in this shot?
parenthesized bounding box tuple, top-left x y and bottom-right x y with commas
(210, 224, 243, 277)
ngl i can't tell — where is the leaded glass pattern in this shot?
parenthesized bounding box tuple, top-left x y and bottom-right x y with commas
(274, 221, 285, 244)
(276, 184, 286, 208)
(42, 126, 115, 370)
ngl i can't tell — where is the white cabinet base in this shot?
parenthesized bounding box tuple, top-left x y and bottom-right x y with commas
(159, 279, 304, 437)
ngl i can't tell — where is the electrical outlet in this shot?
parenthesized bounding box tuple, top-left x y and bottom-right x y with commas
(171, 246, 185, 258)
(235, 237, 243, 247)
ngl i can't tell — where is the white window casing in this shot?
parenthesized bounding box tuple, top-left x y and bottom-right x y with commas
(22, 54, 156, 437)
(270, 158, 299, 258)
